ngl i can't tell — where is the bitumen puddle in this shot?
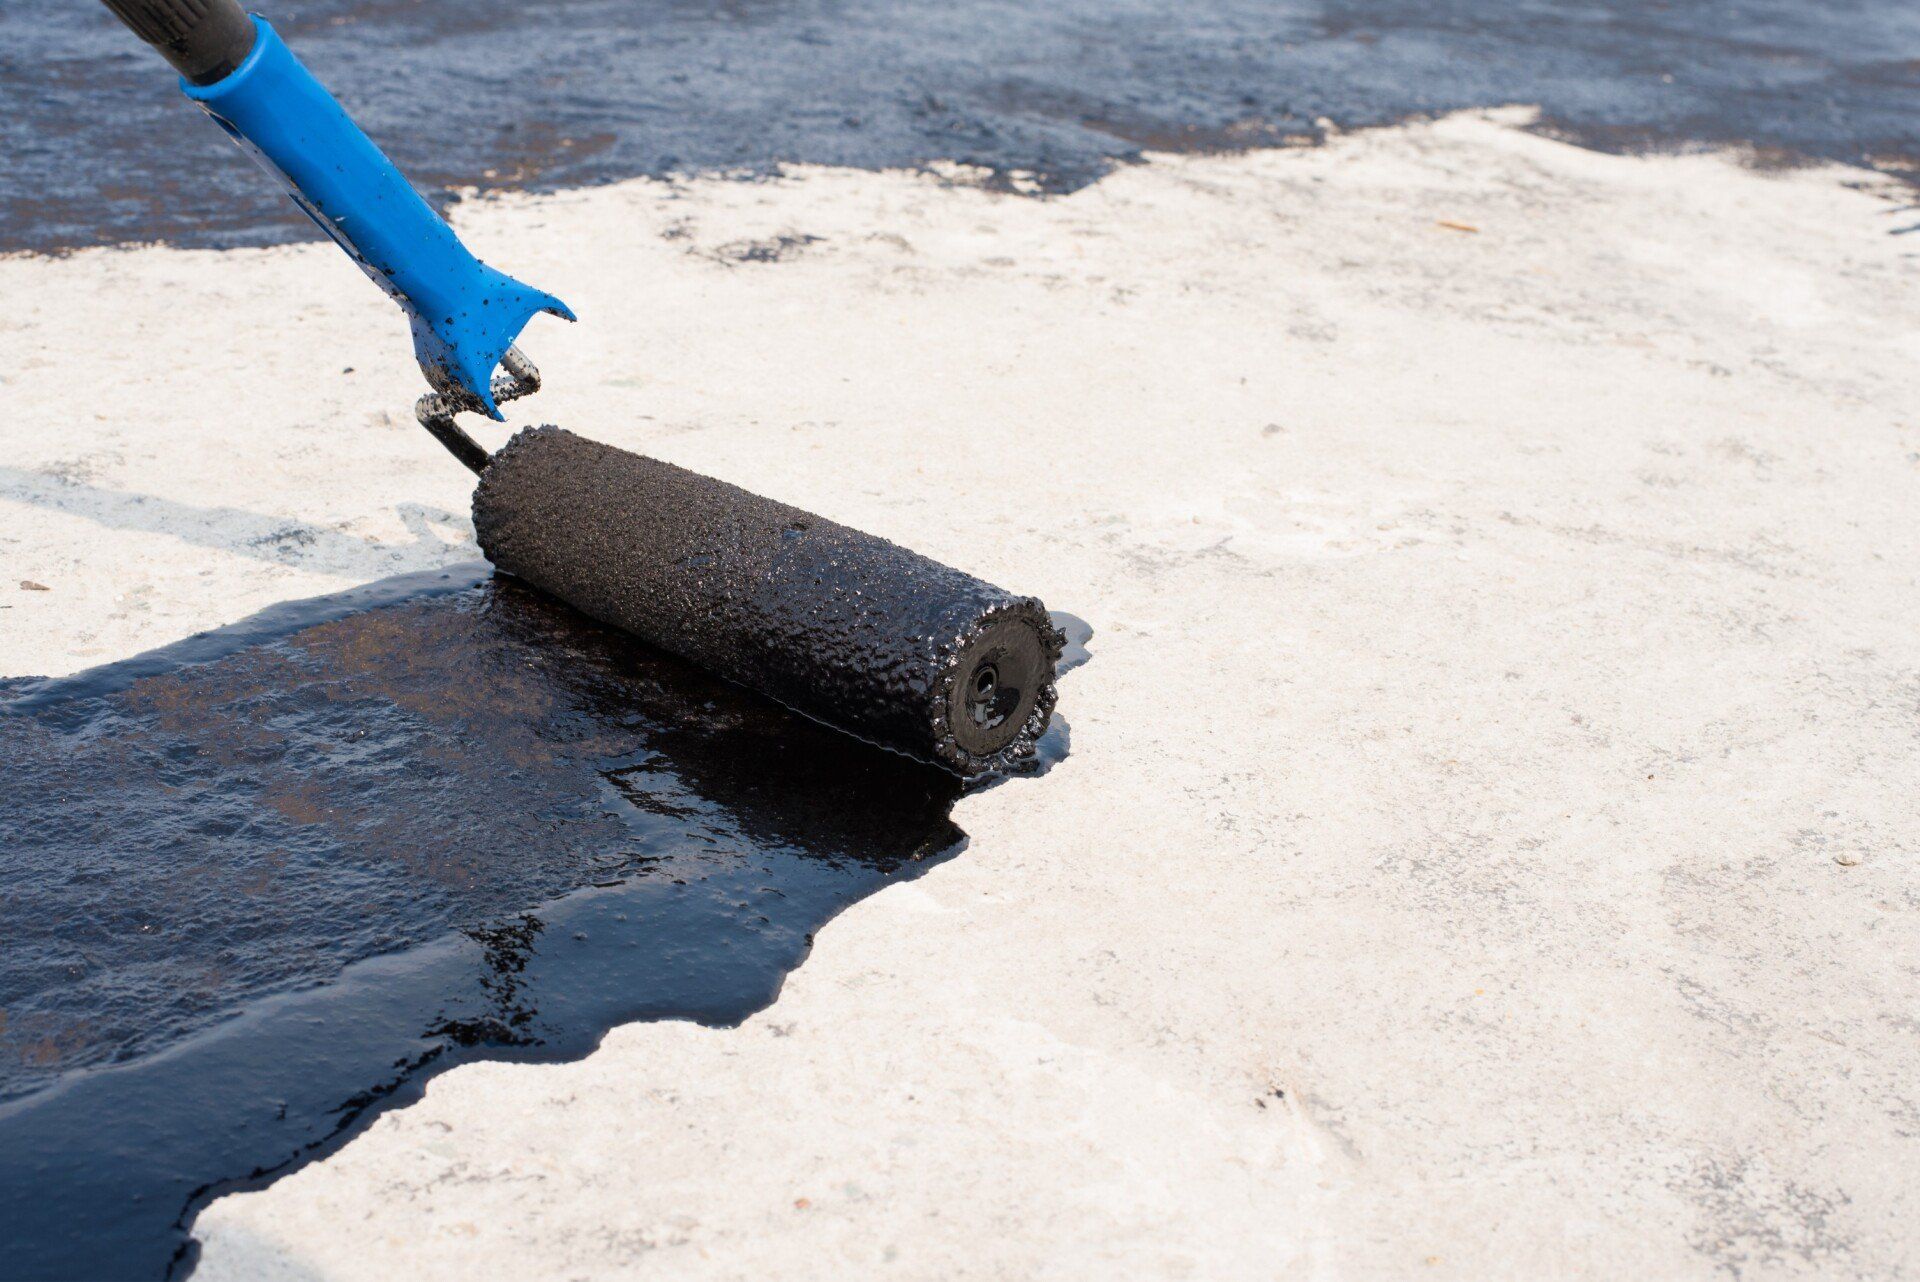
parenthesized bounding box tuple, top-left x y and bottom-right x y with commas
(5, 0, 1915, 253)
(0, 564, 1084, 1280)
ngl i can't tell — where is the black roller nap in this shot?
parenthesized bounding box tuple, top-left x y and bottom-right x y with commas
(473, 427, 1061, 776)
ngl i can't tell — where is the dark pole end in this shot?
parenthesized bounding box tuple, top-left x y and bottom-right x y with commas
(99, 0, 256, 85)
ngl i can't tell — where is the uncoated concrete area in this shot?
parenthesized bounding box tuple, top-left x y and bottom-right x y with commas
(2, 108, 1918, 1278)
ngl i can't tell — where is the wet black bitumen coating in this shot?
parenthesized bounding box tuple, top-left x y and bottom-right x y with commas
(474, 426, 1061, 776)
(0, 565, 1078, 1279)
(4, 0, 1916, 253)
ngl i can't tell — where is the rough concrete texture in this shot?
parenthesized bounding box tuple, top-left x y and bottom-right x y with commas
(3, 108, 1918, 1278)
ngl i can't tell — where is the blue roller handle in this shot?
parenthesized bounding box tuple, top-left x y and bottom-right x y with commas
(183, 16, 574, 418)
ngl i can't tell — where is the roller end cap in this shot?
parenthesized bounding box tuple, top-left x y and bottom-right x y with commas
(937, 604, 1064, 776)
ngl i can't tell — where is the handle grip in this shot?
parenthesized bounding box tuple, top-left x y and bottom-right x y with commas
(95, 2, 574, 418)
(182, 17, 575, 416)
(99, 0, 256, 85)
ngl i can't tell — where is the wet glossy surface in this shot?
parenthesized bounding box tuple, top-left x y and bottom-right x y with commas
(4, 0, 1915, 252)
(0, 566, 1080, 1279)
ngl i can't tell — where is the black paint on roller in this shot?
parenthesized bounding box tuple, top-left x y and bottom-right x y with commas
(474, 426, 1062, 776)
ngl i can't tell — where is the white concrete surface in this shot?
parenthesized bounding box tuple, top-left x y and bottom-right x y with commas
(4, 108, 1918, 1279)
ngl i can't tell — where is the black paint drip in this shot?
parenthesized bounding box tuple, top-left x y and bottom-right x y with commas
(0, 565, 1080, 1280)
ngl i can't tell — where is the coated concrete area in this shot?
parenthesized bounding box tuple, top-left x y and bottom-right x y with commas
(3, 109, 1918, 1277)
(15, 0, 1919, 252)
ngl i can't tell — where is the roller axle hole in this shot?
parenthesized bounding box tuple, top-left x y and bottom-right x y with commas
(966, 660, 1019, 730)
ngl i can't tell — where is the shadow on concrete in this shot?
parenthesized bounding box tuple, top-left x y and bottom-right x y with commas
(0, 464, 469, 576)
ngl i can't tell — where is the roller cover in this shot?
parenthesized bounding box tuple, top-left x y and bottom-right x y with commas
(473, 427, 1062, 776)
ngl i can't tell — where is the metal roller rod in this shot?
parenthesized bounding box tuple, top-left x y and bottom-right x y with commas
(415, 347, 542, 475)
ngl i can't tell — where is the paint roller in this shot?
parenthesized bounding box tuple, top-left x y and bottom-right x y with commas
(100, 0, 1062, 775)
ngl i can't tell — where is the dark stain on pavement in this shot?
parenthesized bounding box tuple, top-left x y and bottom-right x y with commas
(2, 0, 1914, 252)
(0, 565, 1076, 1279)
